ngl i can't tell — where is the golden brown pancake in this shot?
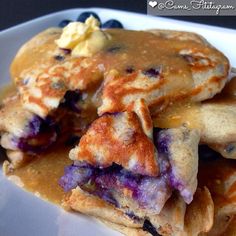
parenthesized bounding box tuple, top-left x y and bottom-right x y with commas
(0, 25, 234, 236)
(10, 28, 229, 118)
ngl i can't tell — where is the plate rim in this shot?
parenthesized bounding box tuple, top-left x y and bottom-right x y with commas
(1, 7, 236, 35)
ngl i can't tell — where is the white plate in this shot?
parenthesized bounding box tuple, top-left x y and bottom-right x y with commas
(0, 8, 236, 236)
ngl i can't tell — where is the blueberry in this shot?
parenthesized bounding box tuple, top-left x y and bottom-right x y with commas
(54, 55, 65, 61)
(142, 220, 160, 236)
(106, 46, 122, 53)
(59, 165, 93, 192)
(126, 66, 135, 74)
(155, 131, 170, 154)
(225, 143, 235, 153)
(77, 11, 101, 23)
(58, 19, 72, 28)
(143, 67, 161, 78)
(198, 145, 221, 161)
(102, 19, 123, 29)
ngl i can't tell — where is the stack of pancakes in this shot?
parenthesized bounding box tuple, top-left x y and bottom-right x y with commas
(0, 26, 235, 236)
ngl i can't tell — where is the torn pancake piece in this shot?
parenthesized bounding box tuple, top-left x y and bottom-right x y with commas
(183, 187, 214, 236)
(60, 109, 200, 217)
(12, 27, 229, 119)
(66, 187, 143, 228)
(0, 95, 58, 166)
(101, 188, 213, 236)
(200, 100, 236, 159)
(66, 186, 213, 236)
(155, 126, 199, 204)
(69, 111, 159, 176)
(198, 153, 236, 235)
(97, 29, 229, 115)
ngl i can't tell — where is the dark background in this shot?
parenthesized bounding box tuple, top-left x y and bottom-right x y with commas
(0, 0, 236, 30)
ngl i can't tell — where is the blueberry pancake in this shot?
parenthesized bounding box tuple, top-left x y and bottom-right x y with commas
(201, 101, 236, 159)
(63, 110, 200, 207)
(60, 105, 202, 234)
(198, 149, 236, 236)
(0, 15, 235, 236)
(200, 77, 236, 159)
(3, 17, 230, 162)
(0, 90, 97, 169)
(153, 77, 236, 159)
(0, 95, 57, 168)
(9, 18, 229, 118)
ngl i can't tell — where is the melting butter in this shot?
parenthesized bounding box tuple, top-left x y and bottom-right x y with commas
(55, 16, 110, 57)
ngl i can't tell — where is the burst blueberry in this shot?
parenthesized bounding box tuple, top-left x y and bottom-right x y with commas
(143, 67, 161, 78)
(59, 165, 93, 192)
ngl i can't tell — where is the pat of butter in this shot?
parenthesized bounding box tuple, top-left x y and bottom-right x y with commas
(72, 31, 108, 57)
(55, 16, 109, 57)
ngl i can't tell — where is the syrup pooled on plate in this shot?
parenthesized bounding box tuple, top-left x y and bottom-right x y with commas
(8, 145, 72, 205)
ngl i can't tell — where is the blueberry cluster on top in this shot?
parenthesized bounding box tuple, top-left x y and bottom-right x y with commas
(59, 11, 123, 29)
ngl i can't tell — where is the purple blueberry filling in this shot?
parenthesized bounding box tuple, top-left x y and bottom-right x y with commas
(60, 164, 93, 191)
(155, 129, 180, 189)
(155, 130, 170, 154)
(154, 128, 196, 204)
(10, 90, 83, 154)
(125, 210, 142, 222)
(60, 127, 195, 213)
(25, 115, 43, 137)
(12, 115, 58, 153)
(59, 162, 171, 213)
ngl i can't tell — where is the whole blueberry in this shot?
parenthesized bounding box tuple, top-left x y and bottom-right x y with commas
(102, 19, 123, 29)
(77, 11, 101, 23)
(143, 67, 161, 78)
(143, 220, 159, 236)
(58, 19, 72, 28)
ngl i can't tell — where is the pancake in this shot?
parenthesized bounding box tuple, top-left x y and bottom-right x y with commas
(201, 101, 236, 159)
(153, 77, 236, 159)
(201, 77, 236, 159)
(0, 95, 57, 164)
(198, 153, 236, 235)
(0, 92, 96, 168)
(10, 28, 229, 118)
(98, 29, 229, 115)
(66, 187, 213, 236)
(0, 21, 234, 236)
(69, 108, 159, 177)
(61, 109, 200, 217)
(10, 28, 63, 80)
(66, 148, 236, 236)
